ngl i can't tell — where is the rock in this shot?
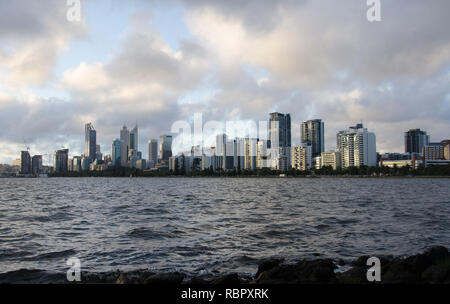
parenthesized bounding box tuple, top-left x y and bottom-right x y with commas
(381, 260, 417, 284)
(255, 259, 282, 279)
(257, 259, 336, 284)
(144, 272, 185, 285)
(116, 274, 129, 284)
(421, 265, 449, 283)
(211, 273, 241, 284)
(336, 267, 368, 284)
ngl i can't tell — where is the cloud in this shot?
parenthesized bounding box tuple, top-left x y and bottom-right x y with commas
(0, 0, 449, 163)
(0, 0, 86, 87)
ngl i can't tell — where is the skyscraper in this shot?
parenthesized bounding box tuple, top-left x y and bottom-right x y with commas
(404, 129, 429, 155)
(111, 139, 122, 167)
(301, 119, 325, 158)
(337, 124, 377, 168)
(129, 125, 138, 156)
(160, 135, 173, 161)
(85, 123, 97, 161)
(31, 155, 43, 175)
(269, 112, 291, 149)
(120, 125, 130, 162)
(54, 149, 69, 173)
(216, 134, 227, 170)
(148, 139, 158, 165)
(20, 151, 31, 174)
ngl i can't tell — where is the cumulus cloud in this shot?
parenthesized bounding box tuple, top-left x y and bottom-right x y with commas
(0, 0, 86, 87)
(0, 0, 449, 163)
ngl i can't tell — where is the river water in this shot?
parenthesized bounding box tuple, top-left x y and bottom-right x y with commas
(0, 177, 449, 281)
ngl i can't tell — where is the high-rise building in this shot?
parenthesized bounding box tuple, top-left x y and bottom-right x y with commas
(269, 112, 291, 149)
(291, 144, 312, 171)
(130, 125, 138, 153)
(95, 145, 102, 161)
(148, 139, 158, 166)
(54, 149, 69, 173)
(31, 155, 43, 175)
(72, 156, 82, 172)
(405, 129, 429, 155)
(111, 139, 122, 167)
(216, 134, 227, 170)
(120, 125, 130, 162)
(225, 139, 237, 170)
(236, 138, 246, 170)
(160, 135, 173, 161)
(20, 151, 31, 174)
(244, 138, 258, 170)
(301, 119, 325, 158)
(337, 124, 377, 168)
(85, 123, 97, 161)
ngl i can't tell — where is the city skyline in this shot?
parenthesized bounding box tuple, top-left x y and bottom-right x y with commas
(6, 114, 450, 166)
(0, 1, 449, 164)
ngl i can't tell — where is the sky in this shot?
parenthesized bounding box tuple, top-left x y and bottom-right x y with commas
(0, 0, 449, 165)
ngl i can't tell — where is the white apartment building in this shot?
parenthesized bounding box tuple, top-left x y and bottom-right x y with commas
(337, 124, 377, 168)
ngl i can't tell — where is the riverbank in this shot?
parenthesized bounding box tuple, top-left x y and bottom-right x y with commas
(1, 247, 448, 284)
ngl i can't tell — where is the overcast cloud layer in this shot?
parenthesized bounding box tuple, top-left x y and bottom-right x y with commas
(0, 0, 449, 164)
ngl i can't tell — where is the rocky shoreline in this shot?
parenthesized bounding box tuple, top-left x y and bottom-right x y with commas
(1, 246, 449, 284)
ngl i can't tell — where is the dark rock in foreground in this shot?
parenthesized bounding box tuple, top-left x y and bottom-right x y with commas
(85, 246, 449, 284)
(1, 247, 449, 284)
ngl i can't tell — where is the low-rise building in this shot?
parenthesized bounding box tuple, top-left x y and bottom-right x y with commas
(320, 151, 341, 170)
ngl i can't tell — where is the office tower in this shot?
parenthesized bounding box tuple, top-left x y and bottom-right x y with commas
(95, 145, 102, 161)
(291, 144, 312, 171)
(72, 156, 82, 172)
(216, 134, 227, 170)
(245, 138, 258, 170)
(337, 124, 377, 168)
(404, 129, 429, 155)
(54, 149, 69, 173)
(31, 155, 42, 175)
(160, 135, 173, 161)
(236, 138, 246, 170)
(224, 139, 237, 170)
(301, 119, 325, 158)
(148, 139, 158, 168)
(269, 112, 291, 149)
(111, 139, 122, 167)
(85, 123, 97, 162)
(423, 143, 444, 160)
(129, 125, 138, 152)
(81, 157, 90, 171)
(320, 151, 342, 170)
(120, 125, 130, 162)
(20, 151, 31, 174)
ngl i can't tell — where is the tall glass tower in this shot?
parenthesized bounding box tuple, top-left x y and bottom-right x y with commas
(85, 123, 96, 161)
(269, 112, 291, 149)
(301, 119, 325, 158)
(404, 129, 429, 155)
